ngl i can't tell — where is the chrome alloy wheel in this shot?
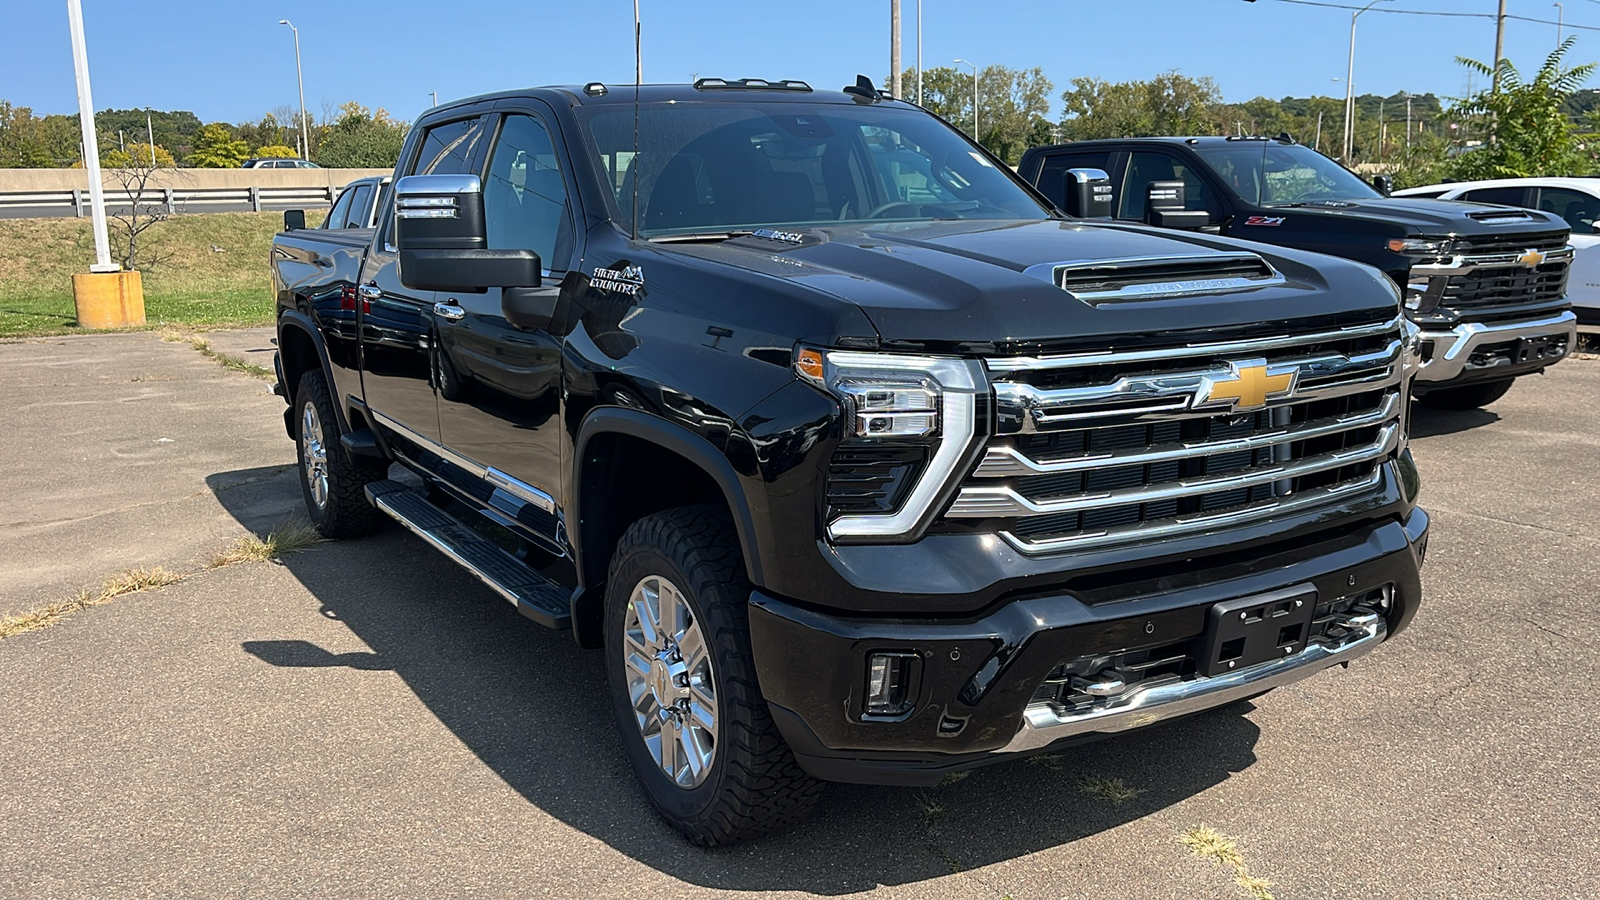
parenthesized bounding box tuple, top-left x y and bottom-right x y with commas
(300, 402, 330, 510)
(621, 574, 718, 788)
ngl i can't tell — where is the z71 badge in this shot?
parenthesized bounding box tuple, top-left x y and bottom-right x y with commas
(1244, 215, 1287, 227)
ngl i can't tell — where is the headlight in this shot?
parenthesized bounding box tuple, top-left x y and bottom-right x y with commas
(1388, 237, 1453, 256)
(796, 348, 984, 541)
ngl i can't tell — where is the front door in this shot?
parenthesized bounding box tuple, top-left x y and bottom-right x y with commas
(358, 114, 489, 448)
(435, 110, 575, 542)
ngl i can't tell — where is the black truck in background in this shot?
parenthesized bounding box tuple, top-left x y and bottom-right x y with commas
(269, 80, 1429, 844)
(1019, 136, 1578, 410)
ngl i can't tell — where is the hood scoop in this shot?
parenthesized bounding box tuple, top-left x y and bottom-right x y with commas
(1466, 207, 1537, 225)
(1034, 252, 1285, 304)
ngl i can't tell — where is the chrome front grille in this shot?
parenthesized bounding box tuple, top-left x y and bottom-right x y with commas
(950, 317, 1406, 554)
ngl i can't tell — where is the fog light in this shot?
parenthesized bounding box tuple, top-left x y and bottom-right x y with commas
(864, 652, 918, 716)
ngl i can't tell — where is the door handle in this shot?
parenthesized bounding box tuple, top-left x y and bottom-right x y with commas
(357, 284, 383, 302)
(434, 301, 466, 321)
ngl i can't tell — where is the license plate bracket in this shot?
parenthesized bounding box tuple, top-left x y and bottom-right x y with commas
(1514, 334, 1563, 365)
(1199, 586, 1318, 678)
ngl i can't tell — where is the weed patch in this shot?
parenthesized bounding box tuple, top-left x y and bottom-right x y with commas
(1180, 824, 1276, 900)
(0, 566, 185, 639)
(210, 521, 322, 567)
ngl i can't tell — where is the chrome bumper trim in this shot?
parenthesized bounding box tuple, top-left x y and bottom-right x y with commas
(1414, 310, 1577, 383)
(998, 619, 1387, 754)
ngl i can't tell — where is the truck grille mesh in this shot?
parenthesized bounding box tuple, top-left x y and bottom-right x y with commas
(949, 317, 1406, 554)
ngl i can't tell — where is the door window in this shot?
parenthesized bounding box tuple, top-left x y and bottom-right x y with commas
(324, 185, 357, 229)
(1034, 151, 1112, 207)
(483, 114, 572, 272)
(1537, 187, 1600, 233)
(1461, 186, 1530, 206)
(1119, 151, 1217, 221)
(415, 117, 487, 176)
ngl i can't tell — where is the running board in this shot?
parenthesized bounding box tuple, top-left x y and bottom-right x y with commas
(364, 480, 572, 629)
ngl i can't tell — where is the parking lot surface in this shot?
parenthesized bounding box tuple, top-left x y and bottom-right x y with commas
(2, 330, 1596, 899)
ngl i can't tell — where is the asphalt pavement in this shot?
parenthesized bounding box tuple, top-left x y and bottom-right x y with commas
(1, 329, 1596, 899)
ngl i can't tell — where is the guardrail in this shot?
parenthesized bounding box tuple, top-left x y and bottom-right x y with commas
(0, 184, 342, 219)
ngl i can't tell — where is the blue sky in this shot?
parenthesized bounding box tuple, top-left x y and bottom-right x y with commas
(2, 1, 1595, 124)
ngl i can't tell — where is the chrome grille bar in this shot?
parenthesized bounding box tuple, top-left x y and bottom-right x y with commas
(974, 392, 1401, 478)
(994, 339, 1401, 433)
(947, 423, 1397, 518)
(984, 316, 1403, 373)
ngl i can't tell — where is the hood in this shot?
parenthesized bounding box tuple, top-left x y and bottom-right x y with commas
(658, 219, 1397, 351)
(1262, 196, 1569, 236)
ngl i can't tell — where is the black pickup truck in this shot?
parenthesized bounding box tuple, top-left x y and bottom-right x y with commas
(1019, 136, 1578, 409)
(270, 80, 1429, 844)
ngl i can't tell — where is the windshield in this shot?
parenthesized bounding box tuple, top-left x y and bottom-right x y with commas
(579, 101, 1051, 237)
(1196, 143, 1381, 206)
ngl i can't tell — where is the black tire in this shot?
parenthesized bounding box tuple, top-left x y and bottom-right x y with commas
(1415, 377, 1515, 410)
(294, 369, 388, 539)
(603, 505, 823, 845)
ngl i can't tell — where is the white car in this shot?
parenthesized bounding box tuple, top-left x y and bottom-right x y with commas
(1394, 177, 1599, 326)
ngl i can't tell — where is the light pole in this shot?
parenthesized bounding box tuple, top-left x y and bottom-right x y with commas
(1555, 2, 1564, 47)
(279, 20, 309, 161)
(955, 58, 978, 141)
(1343, 0, 1393, 165)
(916, 0, 923, 106)
(67, 0, 114, 273)
(429, 91, 438, 108)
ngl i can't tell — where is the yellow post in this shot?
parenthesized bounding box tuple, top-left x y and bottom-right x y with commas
(71, 270, 145, 329)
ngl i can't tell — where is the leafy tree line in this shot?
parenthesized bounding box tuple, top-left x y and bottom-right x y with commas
(0, 101, 408, 169)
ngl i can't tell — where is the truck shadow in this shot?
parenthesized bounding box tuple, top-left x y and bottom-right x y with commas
(1408, 404, 1499, 438)
(208, 467, 1262, 893)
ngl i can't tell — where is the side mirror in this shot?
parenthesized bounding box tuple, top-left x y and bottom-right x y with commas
(395, 174, 541, 292)
(1144, 180, 1210, 230)
(1372, 174, 1394, 197)
(283, 209, 306, 232)
(1064, 168, 1114, 218)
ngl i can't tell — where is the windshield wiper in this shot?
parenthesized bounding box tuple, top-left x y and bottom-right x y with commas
(648, 230, 753, 244)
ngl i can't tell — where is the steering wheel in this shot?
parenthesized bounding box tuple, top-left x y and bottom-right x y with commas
(863, 201, 927, 220)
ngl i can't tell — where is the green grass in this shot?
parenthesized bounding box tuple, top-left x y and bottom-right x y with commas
(0, 209, 324, 339)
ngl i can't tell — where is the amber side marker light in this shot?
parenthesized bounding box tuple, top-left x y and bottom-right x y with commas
(796, 348, 825, 383)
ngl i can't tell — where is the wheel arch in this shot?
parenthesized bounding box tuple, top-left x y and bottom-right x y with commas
(276, 310, 350, 436)
(570, 408, 766, 649)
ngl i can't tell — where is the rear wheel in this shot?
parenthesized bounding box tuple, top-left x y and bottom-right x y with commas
(295, 370, 387, 539)
(603, 505, 822, 845)
(1415, 377, 1515, 410)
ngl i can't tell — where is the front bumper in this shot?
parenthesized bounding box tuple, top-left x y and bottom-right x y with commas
(749, 507, 1429, 786)
(1413, 310, 1576, 384)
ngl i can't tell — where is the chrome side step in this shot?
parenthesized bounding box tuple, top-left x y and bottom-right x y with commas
(364, 480, 572, 629)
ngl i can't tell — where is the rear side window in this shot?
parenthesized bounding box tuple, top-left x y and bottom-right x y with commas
(324, 185, 357, 229)
(1462, 186, 1530, 206)
(1034, 151, 1112, 207)
(345, 183, 375, 228)
(1536, 187, 1600, 233)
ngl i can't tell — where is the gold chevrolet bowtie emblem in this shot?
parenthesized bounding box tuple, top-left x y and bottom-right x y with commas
(1201, 360, 1297, 411)
(1518, 248, 1547, 268)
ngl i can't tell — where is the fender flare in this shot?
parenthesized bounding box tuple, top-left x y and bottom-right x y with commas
(572, 407, 766, 589)
(276, 310, 351, 435)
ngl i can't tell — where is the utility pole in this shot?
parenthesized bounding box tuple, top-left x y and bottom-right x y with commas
(279, 20, 309, 160)
(1315, 111, 1323, 152)
(146, 111, 155, 165)
(916, 0, 923, 106)
(1493, 0, 1507, 92)
(955, 59, 978, 141)
(890, 0, 901, 97)
(1343, 0, 1392, 164)
(67, 0, 114, 273)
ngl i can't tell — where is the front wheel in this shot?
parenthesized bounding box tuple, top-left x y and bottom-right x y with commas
(295, 370, 387, 538)
(603, 505, 822, 845)
(1415, 377, 1515, 410)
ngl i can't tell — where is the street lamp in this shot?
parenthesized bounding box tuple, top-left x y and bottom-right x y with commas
(1343, 0, 1393, 165)
(1555, 2, 1564, 47)
(278, 19, 309, 162)
(954, 58, 978, 141)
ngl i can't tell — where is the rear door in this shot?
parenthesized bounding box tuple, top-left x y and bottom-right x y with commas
(434, 106, 576, 537)
(358, 114, 489, 447)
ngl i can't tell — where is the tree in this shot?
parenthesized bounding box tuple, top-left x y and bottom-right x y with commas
(102, 151, 178, 270)
(187, 122, 252, 167)
(1060, 71, 1224, 140)
(1447, 39, 1597, 180)
(254, 144, 299, 158)
(100, 142, 175, 168)
(0, 102, 55, 167)
(314, 103, 408, 168)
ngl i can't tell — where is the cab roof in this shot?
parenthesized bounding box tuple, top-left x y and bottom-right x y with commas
(427, 80, 916, 115)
